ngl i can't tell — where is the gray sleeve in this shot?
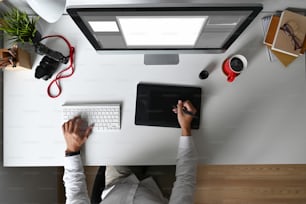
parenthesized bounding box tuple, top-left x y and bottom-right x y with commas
(169, 136, 198, 204)
(63, 155, 90, 204)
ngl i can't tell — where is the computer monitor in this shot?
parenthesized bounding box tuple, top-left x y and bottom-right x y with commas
(67, 5, 262, 65)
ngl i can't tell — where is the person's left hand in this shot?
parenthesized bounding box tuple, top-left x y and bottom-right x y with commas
(62, 116, 93, 153)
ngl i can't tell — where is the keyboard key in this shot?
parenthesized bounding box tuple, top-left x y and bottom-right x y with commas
(62, 104, 121, 131)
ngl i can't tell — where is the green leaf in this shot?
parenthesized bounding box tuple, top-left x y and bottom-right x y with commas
(0, 8, 39, 44)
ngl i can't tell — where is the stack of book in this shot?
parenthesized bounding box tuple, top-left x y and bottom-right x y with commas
(262, 10, 306, 67)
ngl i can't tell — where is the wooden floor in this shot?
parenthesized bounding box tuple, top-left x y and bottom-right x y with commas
(195, 165, 306, 204)
(58, 165, 306, 204)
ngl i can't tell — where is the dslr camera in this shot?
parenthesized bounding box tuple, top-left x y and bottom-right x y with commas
(34, 42, 69, 80)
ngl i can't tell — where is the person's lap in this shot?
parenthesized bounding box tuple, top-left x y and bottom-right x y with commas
(104, 165, 175, 199)
(105, 166, 147, 187)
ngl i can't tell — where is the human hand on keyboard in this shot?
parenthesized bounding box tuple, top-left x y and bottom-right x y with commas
(62, 116, 93, 153)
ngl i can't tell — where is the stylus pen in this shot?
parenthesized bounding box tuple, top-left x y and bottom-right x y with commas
(173, 105, 198, 119)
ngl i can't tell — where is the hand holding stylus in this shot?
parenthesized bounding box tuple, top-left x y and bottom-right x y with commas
(172, 100, 197, 136)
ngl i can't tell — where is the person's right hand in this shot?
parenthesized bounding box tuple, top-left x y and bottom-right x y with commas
(62, 116, 93, 154)
(172, 100, 197, 136)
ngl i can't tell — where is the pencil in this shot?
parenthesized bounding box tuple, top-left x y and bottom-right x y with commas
(182, 107, 198, 118)
(172, 105, 198, 119)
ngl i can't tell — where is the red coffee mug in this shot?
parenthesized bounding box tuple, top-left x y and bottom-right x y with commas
(222, 54, 248, 82)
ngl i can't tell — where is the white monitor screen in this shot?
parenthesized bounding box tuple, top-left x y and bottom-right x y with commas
(116, 16, 207, 47)
(88, 21, 119, 32)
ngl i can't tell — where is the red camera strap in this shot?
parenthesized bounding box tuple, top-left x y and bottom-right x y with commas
(40, 35, 75, 98)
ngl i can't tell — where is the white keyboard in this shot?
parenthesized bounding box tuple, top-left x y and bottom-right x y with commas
(62, 104, 121, 131)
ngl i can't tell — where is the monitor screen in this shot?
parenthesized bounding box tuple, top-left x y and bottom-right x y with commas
(116, 16, 207, 47)
(67, 6, 262, 53)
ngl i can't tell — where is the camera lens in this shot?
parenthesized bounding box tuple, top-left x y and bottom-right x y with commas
(35, 65, 46, 79)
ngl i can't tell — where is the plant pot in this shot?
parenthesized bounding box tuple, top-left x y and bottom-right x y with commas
(4, 47, 32, 70)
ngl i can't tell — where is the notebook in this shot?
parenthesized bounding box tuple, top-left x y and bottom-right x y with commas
(135, 83, 202, 129)
(263, 15, 298, 67)
(264, 15, 280, 46)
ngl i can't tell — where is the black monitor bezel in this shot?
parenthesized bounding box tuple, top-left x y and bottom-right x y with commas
(67, 5, 263, 53)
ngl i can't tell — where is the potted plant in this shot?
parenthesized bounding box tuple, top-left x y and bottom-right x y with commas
(0, 8, 41, 45)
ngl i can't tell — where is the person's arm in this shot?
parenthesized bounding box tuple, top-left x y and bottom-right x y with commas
(63, 154, 90, 204)
(62, 116, 93, 204)
(169, 100, 198, 204)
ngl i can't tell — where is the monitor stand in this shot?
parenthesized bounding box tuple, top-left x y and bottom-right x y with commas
(144, 54, 179, 65)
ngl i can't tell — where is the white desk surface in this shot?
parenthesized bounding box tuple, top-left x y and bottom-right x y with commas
(3, 13, 306, 167)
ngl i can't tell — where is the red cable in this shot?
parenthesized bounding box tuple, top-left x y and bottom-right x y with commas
(39, 35, 75, 98)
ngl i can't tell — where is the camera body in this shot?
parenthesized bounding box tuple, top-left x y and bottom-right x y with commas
(34, 56, 60, 80)
(34, 42, 69, 80)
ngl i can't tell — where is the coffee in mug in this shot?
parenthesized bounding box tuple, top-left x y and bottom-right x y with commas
(222, 54, 248, 82)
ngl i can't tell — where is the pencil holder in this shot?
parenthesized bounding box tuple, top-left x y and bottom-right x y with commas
(4, 47, 32, 71)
